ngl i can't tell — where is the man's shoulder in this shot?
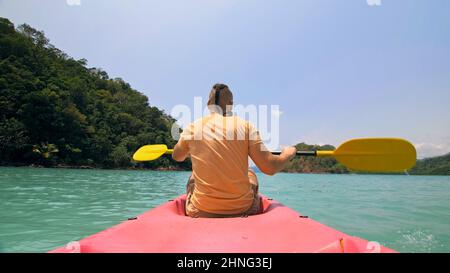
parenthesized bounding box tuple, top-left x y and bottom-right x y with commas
(183, 115, 214, 132)
(188, 114, 255, 129)
(239, 117, 258, 130)
(230, 115, 250, 124)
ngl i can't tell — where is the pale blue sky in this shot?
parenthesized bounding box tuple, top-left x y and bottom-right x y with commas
(1, 0, 449, 158)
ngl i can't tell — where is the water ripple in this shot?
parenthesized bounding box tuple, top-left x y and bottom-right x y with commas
(1, 167, 449, 252)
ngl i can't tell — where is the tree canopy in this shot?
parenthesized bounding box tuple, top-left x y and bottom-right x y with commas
(0, 17, 190, 169)
(410, 154, 450, 175)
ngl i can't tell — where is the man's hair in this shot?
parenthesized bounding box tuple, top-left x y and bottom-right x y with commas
(212, 83, 229, 105)
(208, 83, 233, 115)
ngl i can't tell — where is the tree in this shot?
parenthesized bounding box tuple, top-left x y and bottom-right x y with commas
(0, 17, 191, 170)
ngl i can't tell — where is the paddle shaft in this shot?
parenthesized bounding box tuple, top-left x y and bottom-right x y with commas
(134, 138, 416, 172)
(150, 150, 327, 156)
(273, 151, 315, 156)
(271, 150, 335, 157)
(166, 150, 329, 156)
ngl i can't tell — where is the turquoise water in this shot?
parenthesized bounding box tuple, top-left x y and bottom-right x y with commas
(0, 167, 449, 253)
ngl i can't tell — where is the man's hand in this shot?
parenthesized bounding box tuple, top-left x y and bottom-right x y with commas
(281, 146, 297, 161)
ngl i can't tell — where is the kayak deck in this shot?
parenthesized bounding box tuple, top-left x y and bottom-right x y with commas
(50, 195, 396, 253)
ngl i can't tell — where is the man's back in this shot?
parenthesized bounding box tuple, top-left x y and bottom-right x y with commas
(179, 113, 261, 214)
(172, 83, 297, 217)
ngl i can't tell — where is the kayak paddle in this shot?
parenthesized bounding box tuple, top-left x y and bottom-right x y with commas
(133, 138, 417, 172)
(273, 138, 416, 172)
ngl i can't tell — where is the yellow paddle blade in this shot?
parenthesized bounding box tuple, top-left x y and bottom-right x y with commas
(317, 138, 417, 172)
(133, 144, 169, 162)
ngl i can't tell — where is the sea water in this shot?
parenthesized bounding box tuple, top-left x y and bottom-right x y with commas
(0, 167, 449, 252)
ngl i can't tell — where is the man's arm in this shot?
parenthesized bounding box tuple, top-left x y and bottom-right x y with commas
(250, 145, 297, 176)
(247, 122, 296, 175)
(172, 124, 193, 162)
(172, 140, 189, 162)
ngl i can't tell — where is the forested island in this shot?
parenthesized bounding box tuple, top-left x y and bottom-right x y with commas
(0, 17, 189, 170)
(409, 154, 450, 175)
(283, 143, 349, 174)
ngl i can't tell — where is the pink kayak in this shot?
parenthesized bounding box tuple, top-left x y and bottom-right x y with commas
(50, 195, 396, 253)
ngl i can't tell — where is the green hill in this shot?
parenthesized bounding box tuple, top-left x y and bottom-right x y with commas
(283, 143, 349, 174)
(410, 154, 450, 175)
(0, 17, 190, 170)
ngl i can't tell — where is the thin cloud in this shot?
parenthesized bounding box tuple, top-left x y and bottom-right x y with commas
(66, 0, 81, 6)
(415, 143, 450, 159)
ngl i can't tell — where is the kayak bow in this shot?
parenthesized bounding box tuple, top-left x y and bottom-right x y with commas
(50, 195, 396, 253)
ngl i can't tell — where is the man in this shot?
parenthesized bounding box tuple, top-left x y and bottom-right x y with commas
(172, 83, 297, 218)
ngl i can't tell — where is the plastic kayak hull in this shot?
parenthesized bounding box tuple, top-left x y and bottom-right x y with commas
(50, 195, 396, 253)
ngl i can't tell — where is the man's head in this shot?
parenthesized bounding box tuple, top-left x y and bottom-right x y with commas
(207, 83, 233, 116)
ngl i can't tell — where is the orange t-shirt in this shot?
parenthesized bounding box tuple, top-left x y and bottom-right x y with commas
(178, 113, 263, 215)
